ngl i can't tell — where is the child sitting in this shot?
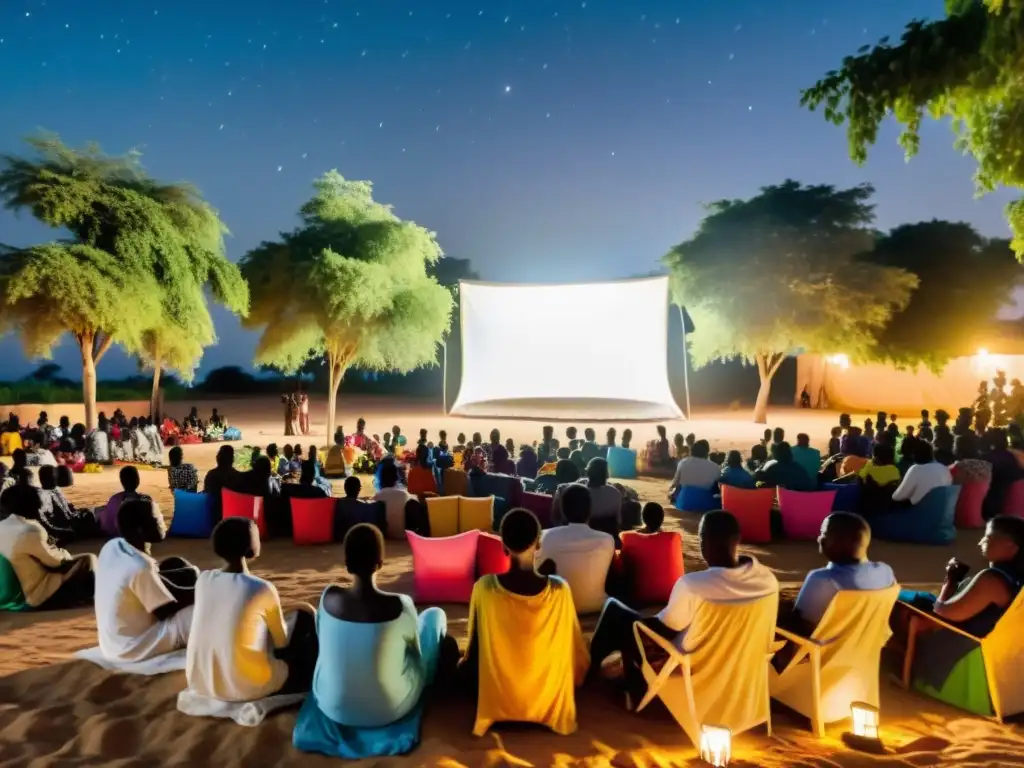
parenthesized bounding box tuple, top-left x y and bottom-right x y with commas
(186, 518, 318, 701)
(461, 508, 588, 736)
(99, 466, 144, 537)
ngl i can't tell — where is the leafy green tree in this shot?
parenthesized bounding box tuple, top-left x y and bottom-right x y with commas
(802, 0, 1024, 260)
(0, 134, 248, 425)
(240, 171, 453, 438)
(663, 180, 918, 423)
(863, 221, 1021, 368)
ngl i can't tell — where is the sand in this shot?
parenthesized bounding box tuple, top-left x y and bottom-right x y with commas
(0, 396, 1020, 767)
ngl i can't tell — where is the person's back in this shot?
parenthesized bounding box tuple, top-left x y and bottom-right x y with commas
(720, 451, 755, 489)
(537, 485, 614, 613)
(671, 441, 720, 491)
(204, 446, 241, 517)
(100, 466, 142, 537)
(892, 442, 952, 505)
(466, 508, 588, 736)
(791, 434, 821, 480)
(373, 459, 413, 539)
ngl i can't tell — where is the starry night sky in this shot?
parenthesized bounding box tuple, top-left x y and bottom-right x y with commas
(0, 0, 1019, 380)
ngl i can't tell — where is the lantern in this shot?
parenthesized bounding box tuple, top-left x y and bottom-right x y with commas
(699, 725, 731, 767)
(842, 702, 884, 754)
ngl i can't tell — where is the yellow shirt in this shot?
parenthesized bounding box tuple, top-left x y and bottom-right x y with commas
(466, 574, 589, 736)
(857, 461, 901, 486)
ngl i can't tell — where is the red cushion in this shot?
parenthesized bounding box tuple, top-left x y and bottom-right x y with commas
(407, 529, 480, 603)
(290, 497, 336, 545)
(407, 465, 438, 496)
(222, 488, 267, 538)
(619, 530, 684, 605)
(476, 531, 511, 577)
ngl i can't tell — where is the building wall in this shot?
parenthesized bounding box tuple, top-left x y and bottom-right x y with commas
(0, 401, 151, 425)
(795, 354, 1024, 414)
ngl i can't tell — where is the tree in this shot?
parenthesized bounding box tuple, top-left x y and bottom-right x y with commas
(862, 221, 1021, 368)
(0, 134, 248, 425)
(802, 0, 1024, 260)
(663, 180, 918, 423)
(240, 171, 453, 439)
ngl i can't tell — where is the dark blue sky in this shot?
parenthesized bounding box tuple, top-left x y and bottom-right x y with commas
(0, 0, 1018, 380)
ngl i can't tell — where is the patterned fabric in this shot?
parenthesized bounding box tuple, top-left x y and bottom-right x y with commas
(951, 459, 992, 485)
(168, 463, 200, 492)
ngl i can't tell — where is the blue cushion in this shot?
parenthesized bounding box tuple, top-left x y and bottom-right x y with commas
(223, 426, 242, 441)
(293, 693, 422, 759)
(470, 472, 522, 507)
(872, 485, 960, 545)
(606, 447, 638, 479)
(675, 485, 719, 514)
(490, 496, 510, 530)
(169, 491, 216, 538)
(824, 482, 860, 512)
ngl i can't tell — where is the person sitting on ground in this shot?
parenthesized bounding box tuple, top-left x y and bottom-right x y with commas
(785, 513, 895, 634)
(335, 476, 384, 540)
(746, 443, 769, 473)
(302, 524, 455, 733)
(754, 441, 815, 491)
(374, 458, 414, 540)
(548, 458, 583, 515)
(827, 426, 842, 458)
(516, 444, 539, 479)
(283, 461, 331, 502)
(639, 501, 664, 534)
(621, 428, 633, 450)
(277, 443, 294, 476)
(38, 465, 99, 544)
(288, 444, 304, 476)
(896, 435, 917, 476)
(672, 433, 687, 460)
(719, 450, 755, 489)
(537, 484, 616, 614)
(580, 458, 622, 539)
(589, 510, 778, 704)
(99, 466, 145, 537)
(143, 417, 164, 458)
(668, 438, 720, 502)
(23, 437, 57, 468)
(407, 444, 438, 496)
(167, 446, 199, 494)
(95, 497, 199, 662)
(891, 440, 952, 506)
(602, 428, 617, 459)
(239, 455, 281, 501)
(324, 428, 347, 479)
(86, 417, 110, 464)
(186, 518, 318, 702)
(203, 445, 242, 522)
(0, 484, 97, 609)
(461, 508, 588, 736)
(983, 428, 1024, 521)
(653, 425, 672, 466)
(791, 433, 821, 480)
(1, 450, 28, 493)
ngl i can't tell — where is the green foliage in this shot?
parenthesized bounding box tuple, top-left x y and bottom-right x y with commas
(802, 0, 1024, 259)
(664, 180, 918, 370)
(240, 171, 453, 378)
(862, 221, 1022, 369)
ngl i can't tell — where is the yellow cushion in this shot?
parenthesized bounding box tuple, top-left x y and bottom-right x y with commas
(458, 496, 494, 533)
(426, 496, 460, 538)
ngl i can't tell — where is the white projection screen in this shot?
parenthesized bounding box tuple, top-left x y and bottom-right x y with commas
(450, 277, 683, 420)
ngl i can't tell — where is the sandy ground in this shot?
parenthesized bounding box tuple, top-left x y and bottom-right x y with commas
(0, 396, 1020, 767)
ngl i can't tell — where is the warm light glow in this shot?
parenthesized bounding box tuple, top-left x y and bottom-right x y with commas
(977, 347, 990, 359)
(851, 702, 879, 739)
(451, 278, 681, 418)
(827, 353, 850, 369)
(699, 725, 731, 767)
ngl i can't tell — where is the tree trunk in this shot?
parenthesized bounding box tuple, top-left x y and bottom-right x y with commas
(325, 360, 346, 442)
(753, 376, 771, 424)
(80, 338, 98, 431)
(752, 352, 786, 424)
(150, 361, 162, 422)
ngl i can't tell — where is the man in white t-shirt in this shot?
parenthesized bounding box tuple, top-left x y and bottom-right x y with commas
(891, 441, 952, 506)
(373, 458, 415, 540)
(589, 509, 778, 703)
(186, 518, 317, 701)
(668, 440, 721, 501)
(95, 498, 200, 662)
(537, 484, 616, 614)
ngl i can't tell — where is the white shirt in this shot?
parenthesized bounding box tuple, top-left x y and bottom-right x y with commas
(32, 449, 58, 467)
(671, 457, 721, 490)
(657, 556, 779, 633)
(95, 538, 192, 662)
(537, 523, 615, 614)
(374, 487, 414, 540)
(891, 461, 953, 505)
(0, 515, 70, 607)
(186, 570, 289, 702)
(588, 484, 622, 524)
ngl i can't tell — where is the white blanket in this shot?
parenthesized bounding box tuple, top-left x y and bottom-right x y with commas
(74, 646, 187, 676)
(176, 689, 306, 727)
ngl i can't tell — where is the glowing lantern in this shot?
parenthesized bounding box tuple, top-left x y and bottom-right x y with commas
(699, 725, 731, 767)
(826, 353, 850, 370)
(851, 702, 879, 739)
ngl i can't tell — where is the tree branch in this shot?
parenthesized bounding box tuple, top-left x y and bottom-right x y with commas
(768, 352, 786, 378)
(93, 332, 115, 364)
(755, 353, 767, 380)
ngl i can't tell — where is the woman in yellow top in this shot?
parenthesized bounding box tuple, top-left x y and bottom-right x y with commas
(461, 508, 589, 736)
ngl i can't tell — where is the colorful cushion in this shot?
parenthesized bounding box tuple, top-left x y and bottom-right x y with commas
(293, 692, 423, 758)
(425, 496, 460, 539)
(675, 485, 718, 514)
(458, 496, 494, 533)
(520, 492, 554, 529)
(168, 491, 216, 538)
(955, 480, 990, 529)
(606, 446, 638, 479)
(0, 555, 27, 612)
(619, 530, 684, 606)
(443, 469, 468, 496)
(470, 473, 522, 508)
(778, 489, 837, 541)
(1004, 480, 1024, 518)
(222, 488, 267, 538)
(873, 485, 960, 545)
(476, 532, 511, 577)
(823, 482, 860, 513)
(407, 466, 438, 497)
(720, 486, 775, 544)
(291, 497, 338, 546)
(406, 530, 480, 603)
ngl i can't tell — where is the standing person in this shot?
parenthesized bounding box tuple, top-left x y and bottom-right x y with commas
(298, 390, 310, 436)
(282, 395, 295, 437)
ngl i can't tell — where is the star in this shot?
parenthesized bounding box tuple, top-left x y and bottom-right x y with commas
(276, 165, 283, 172)
(504, 85, 511, 93)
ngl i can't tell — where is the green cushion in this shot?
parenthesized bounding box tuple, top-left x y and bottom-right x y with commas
(0, 554, 27, 612)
